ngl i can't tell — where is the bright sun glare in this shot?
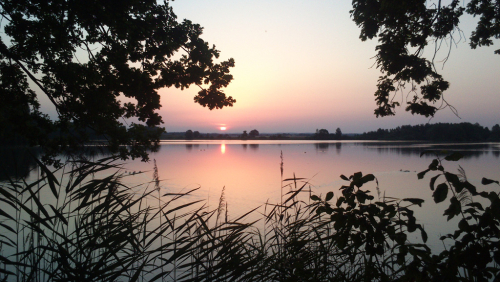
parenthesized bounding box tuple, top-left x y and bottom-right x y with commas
(220, 127, 227, 131)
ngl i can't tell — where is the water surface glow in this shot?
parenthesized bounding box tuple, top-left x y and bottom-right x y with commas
(12, 141, 500, 252)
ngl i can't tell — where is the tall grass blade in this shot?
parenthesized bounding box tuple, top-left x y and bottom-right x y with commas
(32, 157, 60, 198)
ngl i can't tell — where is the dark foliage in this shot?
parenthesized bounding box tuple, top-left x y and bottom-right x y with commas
(313, 151, 500, 281)
(358, 122, 492, 141)
(351, 0, 499, 117)
(314, 129, 330, 140)
(241, 130, 248, 140)
(185, 129, 194, 140)
(249, 129, 259, 138)
(0, 0, 235, 164)
(335, 127, 343, 140)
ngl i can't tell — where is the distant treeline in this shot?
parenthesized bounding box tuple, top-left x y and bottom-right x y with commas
(161, 131, 292, 140)
(166, 122, 500, 142)
(4, 122, 499, 144)
(357, 123, 500, 141)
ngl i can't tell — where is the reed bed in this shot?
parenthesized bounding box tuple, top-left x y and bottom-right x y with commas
(1, 152, 499, 281)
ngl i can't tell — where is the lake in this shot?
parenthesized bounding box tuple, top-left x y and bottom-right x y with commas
(132, 140, 500, 250)
(2, 140, 500, 251)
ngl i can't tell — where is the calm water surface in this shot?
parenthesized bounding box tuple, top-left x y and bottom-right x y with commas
(129, 140, 500, 250)
(135, 140, 500, 208)
(6, 140, 500, 250)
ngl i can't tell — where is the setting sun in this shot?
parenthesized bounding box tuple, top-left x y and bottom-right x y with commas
(220, 126, 226, 131)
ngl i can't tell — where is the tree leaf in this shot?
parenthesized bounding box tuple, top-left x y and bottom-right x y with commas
(443, 197, 461, 221)
(482, 177, 499, 185)
(340, 174, 349, 181)
(417, 169, 430, 179)
(445, 172, 463, 193)
(433, 183, 448, 203)
(458, 219, 469, 231)
(353, 172, 362, 181)
(325, 191, 334, 201)
(444, 152, 463, 161)
(419, 150, 434, 157)
(462, 181, 477, 195)
(402, 198, 424, 207)
(428, 159, 439, 170)
(316, 206, 325, 214)
(430, 174, 440, 191)
(360, 174, 375, 184)
(336, 197, 345, 207)
(420, 226, 428, 243)
(310, 195, 321, 201)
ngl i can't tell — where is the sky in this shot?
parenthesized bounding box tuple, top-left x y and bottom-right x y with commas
(25, 1, 494, 134)
(150, 0, 499, 134)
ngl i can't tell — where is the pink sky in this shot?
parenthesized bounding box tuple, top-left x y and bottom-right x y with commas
(152, 0, 500, 134)
(26, 1, 497, 134)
